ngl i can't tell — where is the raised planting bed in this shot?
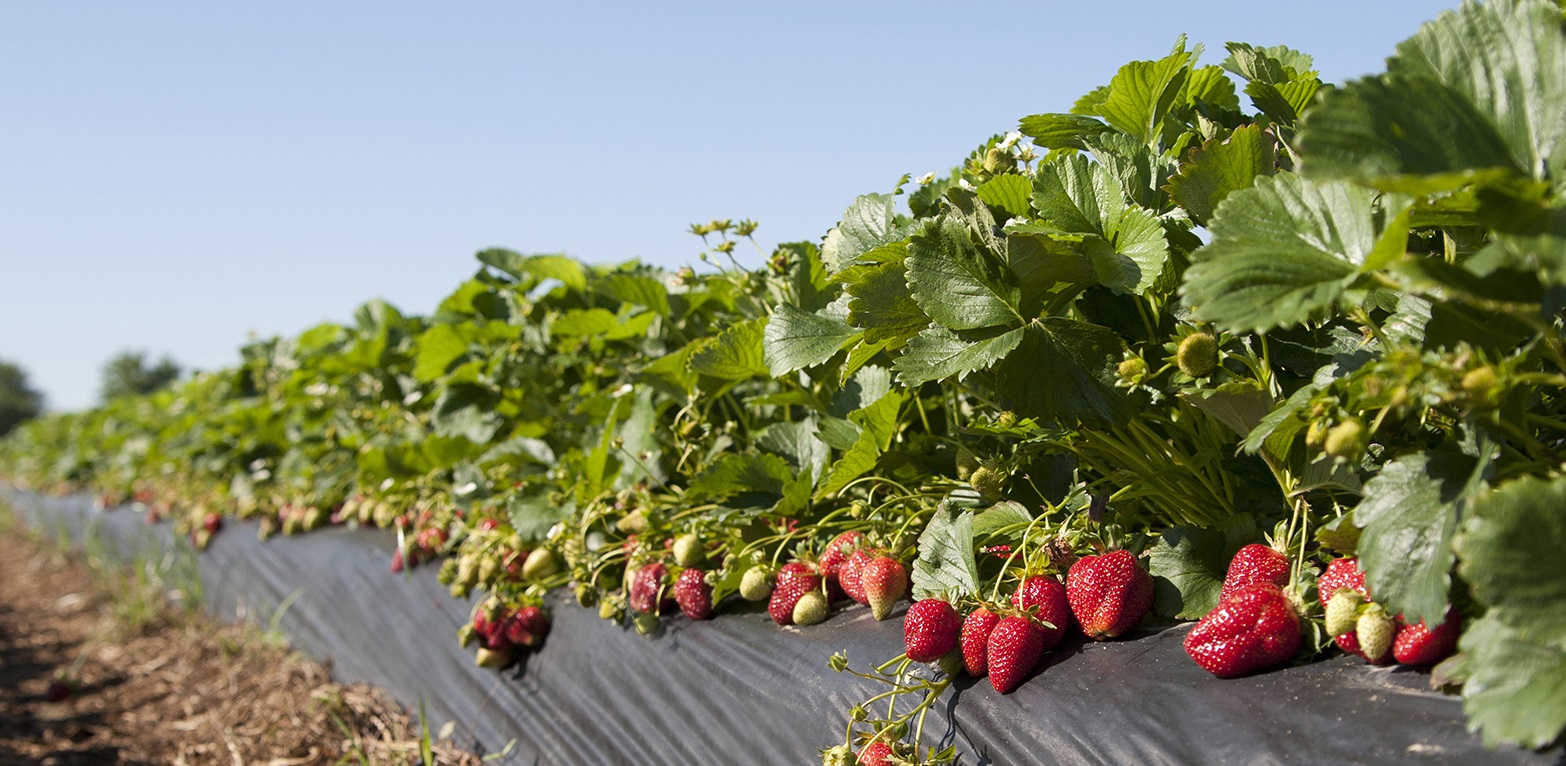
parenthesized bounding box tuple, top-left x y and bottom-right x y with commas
(7, 489, 1551, 766)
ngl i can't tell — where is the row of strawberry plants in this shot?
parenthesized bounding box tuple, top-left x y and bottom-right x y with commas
(5, 1, 1566, 758)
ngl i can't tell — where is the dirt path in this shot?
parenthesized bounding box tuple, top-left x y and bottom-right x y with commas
(0, 528, 481, 765)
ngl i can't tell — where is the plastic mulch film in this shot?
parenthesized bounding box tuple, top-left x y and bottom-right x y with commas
(6, 490, 1558, 766)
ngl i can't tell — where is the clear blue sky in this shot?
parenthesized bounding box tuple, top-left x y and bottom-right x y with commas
(1, 1, 1459, 412)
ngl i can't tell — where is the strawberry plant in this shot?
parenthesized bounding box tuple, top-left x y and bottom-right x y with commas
(4, 0, 1566, 757)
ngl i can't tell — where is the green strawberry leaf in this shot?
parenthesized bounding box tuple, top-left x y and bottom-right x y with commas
(687, 453, 795, 504)
(1182, 174, 1410, 333)
(844, 257, 927, 350)
(508, 491, 574, 542)
(1166, 124, 1278, 226)
(688, 319, 769, 380)
(413, 324, 470, 383)
(763, 300, 859, 376)
(593, 271, 671, 317)
(1017, 112, 1115, 151)
(431, 383, 502, 444)
(972, 501, 1034, 539)
(822, 193, 915, 271)
(1456, 474, 1566, 648)
(1031, 155, 1169, 295)
(1299, 76, 1521, 195)
(1355, 442, 1493, 627)
(892, 325, 1025, 386)
(906, 216, 1022, 331)
(976, 174, 1033, 220)
(1148, 526, 1228, 619)
(1457, 615, 1566, 749)
(994, 318, 1130, 428)
(911, 507, 980, 601)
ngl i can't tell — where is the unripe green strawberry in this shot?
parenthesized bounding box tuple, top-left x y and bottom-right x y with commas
(1462, 366, 1500, 407)
(302, 505, 326, 530)
(983, 146, 1014, 173)
(633, 612, 661, 635)
(476, 556, 499, 586)
(474, 646, 513, 668)
(740, 566, 775, 601)
(438, 558, 459, 586)
(1304, 420, 1328, 448)
(449, 581, 470, 599)
(1324, 590, 1364, 637)
(1118, 356, 1147, 383)
(1324, 419, 1366, 460)
(1356, 607, 1395, 664)
(955, 447, 980, 480)
(574, 583, 597, 607)
(522, 548, 559, 581)
(821, 744, 853, 766)
(456, 624, 477, 648)
(969, 466, 1006, 497)
(672, 533, 705, 567)
(616, 510, 648, 534)
(793, 590, 830, 625)
(1177, 332, 1219, 377)
(599, 598, 623, 621)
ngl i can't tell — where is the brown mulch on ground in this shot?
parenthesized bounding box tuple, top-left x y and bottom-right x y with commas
(0, 531, 484, 765)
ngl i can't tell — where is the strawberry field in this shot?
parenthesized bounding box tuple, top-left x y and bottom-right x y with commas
(5, 1, 1566, 762)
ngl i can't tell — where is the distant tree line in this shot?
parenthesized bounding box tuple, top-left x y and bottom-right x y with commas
(0, 351, 184, 436)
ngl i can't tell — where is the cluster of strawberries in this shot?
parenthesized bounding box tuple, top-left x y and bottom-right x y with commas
(1317, 557, 1461, 667)
(1183, 544, 1301, 677)
(1183, 547, 1460, 677)
(900, 549, 1155, 695)
(463, 599, 552, 668)
(747, 531, 912, 627)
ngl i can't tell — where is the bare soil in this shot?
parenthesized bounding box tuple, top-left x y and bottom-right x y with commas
(0, 534, 482, 765)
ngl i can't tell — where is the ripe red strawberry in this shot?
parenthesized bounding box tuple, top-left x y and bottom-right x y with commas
(472, 611, 510, 650)
(674, 567, 714, 620)
(628, 562, 667, 615)
(1220, 544, 1290, 602)
(1184, 583, 1301, 678)
(861, 556, 908, 621)
(769, 566, 822, 626)
(1334, 631, 1366, 658)
(903, 599, 961, 662)
(1317, 557, 1368, 606)
(1066, 550, 1153, 640)
(504, 605, 550, 648)
(961, 606, 1002, 676)
(1012, 575, 1074, 650)
(202, 512, 222, 536)
(819, 531, 864, 583)
(841, 549, 873, 605)
(777, 560, 817, 586)
(389, 549, 405, 573)
(857, 741, 893, 765)
(987, 615, 1045, 694)
(1393, 608, 1461, 665)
